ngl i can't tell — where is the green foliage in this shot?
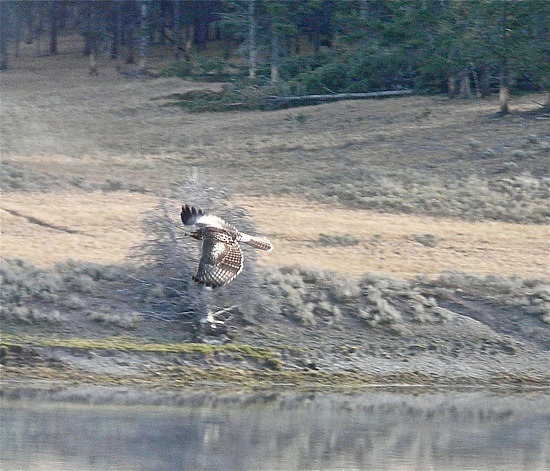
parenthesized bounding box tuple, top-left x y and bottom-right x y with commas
(163, 60, 194, 78)
(163, 0, 547, 101)
(162, 81, 303, 112)
(1, 333, 276, 360)
(162, 86, 263, 112)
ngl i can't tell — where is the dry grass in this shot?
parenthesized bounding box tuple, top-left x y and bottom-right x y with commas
(1, 192, 157, 266)
(2, 43, 548, 202)
(237, 196, 549, 279)
(1, 190, 547, 280)
(1, 42, 548, 280)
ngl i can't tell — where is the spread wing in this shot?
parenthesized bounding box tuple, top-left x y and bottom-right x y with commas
(194, 232, 243, 288)
(181, 204, 231, 231)
(181, 203, 271, 287)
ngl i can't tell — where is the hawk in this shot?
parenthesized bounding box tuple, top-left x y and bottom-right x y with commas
(181, 204, 273, 288)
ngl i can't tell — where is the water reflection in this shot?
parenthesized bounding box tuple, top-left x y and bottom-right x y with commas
(1, 391, 549, 470)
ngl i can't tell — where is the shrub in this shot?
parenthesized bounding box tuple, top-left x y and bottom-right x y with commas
(0, 258, 128, 327)
(436, 272, 550, 323)
(0, 259, 62, 308)
(318, 233, 361, 247)
(413, 234, 439, 248)
(1, 304, 66, 325)
(257, 267, 453, 329)
(87, 309, 139, 329)
(63, 295, 87, 311)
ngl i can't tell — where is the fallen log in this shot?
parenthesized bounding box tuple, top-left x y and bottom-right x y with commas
(267, 89, 413, 109)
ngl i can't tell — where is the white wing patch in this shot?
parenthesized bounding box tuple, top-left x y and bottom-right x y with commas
(195, 213, 228, 230)
(211, 240, 227, 259)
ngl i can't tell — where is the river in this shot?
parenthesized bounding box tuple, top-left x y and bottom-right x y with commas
(1, 389, 549, 470)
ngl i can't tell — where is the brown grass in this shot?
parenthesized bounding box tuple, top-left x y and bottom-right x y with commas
(1, 190, 547, 280)
(1, 192, 157, 266)
(2, 43, 548, 200)
(237, 196, 550, 279)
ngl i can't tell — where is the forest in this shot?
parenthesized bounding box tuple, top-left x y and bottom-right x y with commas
(0, 0, 549, 113)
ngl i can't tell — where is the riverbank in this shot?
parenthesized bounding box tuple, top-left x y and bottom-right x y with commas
(1, 45, 548, 399)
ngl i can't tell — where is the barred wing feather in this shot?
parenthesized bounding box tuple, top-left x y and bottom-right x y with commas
(194, 234, 243, 288)
(180, 204, 271, 288)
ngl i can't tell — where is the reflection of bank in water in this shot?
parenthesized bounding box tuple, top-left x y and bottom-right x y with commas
(2, 391, 549, 471)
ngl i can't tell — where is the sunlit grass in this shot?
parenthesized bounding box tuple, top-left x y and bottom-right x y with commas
(1, 333, 275, 359)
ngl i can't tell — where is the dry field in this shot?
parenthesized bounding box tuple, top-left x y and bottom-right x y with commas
(1, 39, 549, 281)
(1, 191, 158, 266)
(2, 191, 548, 280)
(238, 196, 549, 279)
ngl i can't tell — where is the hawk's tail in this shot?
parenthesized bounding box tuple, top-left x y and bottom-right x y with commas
(239, 233, 273, 252)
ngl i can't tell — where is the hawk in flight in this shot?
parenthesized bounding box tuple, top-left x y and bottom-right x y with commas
(181, 204, 273, 288)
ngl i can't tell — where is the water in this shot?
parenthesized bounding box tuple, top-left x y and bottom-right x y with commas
(1, 390, 549, 471)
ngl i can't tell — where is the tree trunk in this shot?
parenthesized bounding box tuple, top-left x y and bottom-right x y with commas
(0, 1, 8, 71)
(86, 3, 98, 75)
(248, 0, 256, 79)
(126, 22, 135, 64)
(499, 85, 510, 114)
(499, 3, 510, 114)
(89, 45, 98, 75)
(359, 0, 369, 20)
(499, 57, 510, 114)
(25, 3, 34, 45)
(270, 90, 413, 109)
(111, 1, 122, 70)
(270, 24, 280, 84)
(157, 1, 166, 46)
(312, 30, 320, 53)
(14, 5, 22, 58)
(82, 2, 91, 56)
(472, 70, 481, 98)
(173, 0, 182, 60)
(480, 64, 491, 97)
(447, 74, 456, 98)
(184, 24, 193, 62)
(139, 1, 148, 74)
(34, 2, 45, 57)
(459, 69, 472, 98)
(193, 15, 209, 51)
(49, 1, 58, 55)
(222, 30, 232, 60)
